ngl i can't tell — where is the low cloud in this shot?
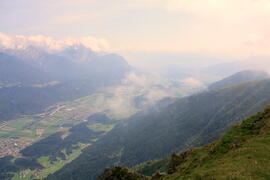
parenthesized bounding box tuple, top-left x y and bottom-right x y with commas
(180, 77, 204, 87)
(0, 32, 110, 52)
(104, 73, 206, 117)
(122, 72, 149, 87)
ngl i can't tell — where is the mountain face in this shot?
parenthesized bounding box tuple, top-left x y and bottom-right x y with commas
(46, 78, 270, 180)
(98, 106, 270, 180)
(0, 52, 49, 84)
(57, 45, 97, 63)
(209, 70, 269, 90)
(2, 46, 76, 82)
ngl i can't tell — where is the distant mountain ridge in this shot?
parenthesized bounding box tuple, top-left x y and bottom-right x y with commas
(209, 70, 269, 90)
(0, 45, 131, 84)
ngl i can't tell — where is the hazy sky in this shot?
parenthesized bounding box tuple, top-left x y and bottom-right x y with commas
(1, 0, 270, 59)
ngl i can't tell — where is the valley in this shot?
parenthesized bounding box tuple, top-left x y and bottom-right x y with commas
(1, 71, 269, 180)
(0, 90, 133, 179)
(0, 88, 138, 148)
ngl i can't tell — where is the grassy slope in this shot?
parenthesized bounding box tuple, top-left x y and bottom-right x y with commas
(133, 158, 169, 176)
(161, 106, 270, 180)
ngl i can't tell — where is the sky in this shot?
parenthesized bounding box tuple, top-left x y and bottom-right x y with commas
(1, 0, 270, 62)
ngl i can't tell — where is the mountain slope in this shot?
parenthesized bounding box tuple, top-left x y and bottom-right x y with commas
(209, 70, 269, 90)
(162, 106, 270, 179)
(99, 105, 270, 180)
(47, 79, 270, 180)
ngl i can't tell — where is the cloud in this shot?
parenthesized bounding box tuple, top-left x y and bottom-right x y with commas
(61, 37, 110, 52)
(122, 72, 148, 87)
(180, 77, 204, 87)
(112, 73, 206, 109)
(103, 72, 169, 115)
(94, 72, 207, 117)
(145, 88, 170, 103)
(0, 32, 111, 52)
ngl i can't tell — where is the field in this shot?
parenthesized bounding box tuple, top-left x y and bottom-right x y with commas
(12, 143, 89, 180)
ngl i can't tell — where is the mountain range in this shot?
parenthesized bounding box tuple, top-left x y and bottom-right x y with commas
(0, 45, 131, 121)
(1, 45, 131, 84)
